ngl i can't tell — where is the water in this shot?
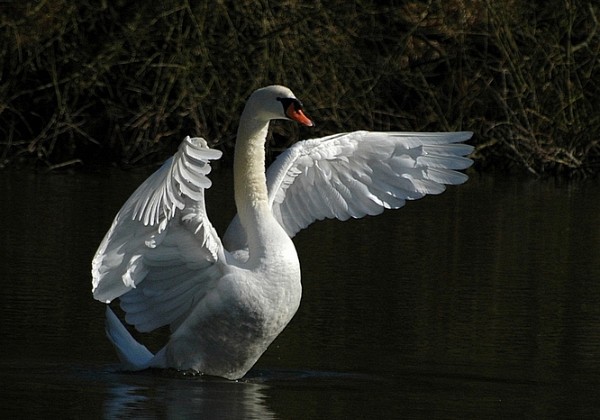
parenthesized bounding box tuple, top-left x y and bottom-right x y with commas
(1, 168, 599, 418)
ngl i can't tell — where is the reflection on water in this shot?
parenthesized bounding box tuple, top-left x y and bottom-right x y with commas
(1, 169, 600, 418)
(103, 370, 274, 419)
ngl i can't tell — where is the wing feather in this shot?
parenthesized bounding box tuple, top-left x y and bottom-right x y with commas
(260, 130, 473, 237)
(92, 136, 226, 335)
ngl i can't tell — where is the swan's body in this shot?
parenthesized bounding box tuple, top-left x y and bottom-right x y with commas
(92, 85, 474, 379)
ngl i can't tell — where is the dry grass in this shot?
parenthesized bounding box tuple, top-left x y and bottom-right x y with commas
(0, 0, 599, 176)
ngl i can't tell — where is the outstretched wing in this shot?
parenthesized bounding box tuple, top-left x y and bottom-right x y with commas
(92, 136, 225, 332)
(265, 131, 473, 237)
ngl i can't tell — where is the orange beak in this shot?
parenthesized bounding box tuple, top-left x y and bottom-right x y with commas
(285, 103, 314, 127)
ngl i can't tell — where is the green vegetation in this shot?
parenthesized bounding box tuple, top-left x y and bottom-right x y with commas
(0, 0, 598, 176)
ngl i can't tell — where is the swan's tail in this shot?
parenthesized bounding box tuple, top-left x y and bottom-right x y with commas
(105, 306, 154, 371)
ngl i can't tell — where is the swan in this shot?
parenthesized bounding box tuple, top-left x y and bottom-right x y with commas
(92, 85, 473, 380)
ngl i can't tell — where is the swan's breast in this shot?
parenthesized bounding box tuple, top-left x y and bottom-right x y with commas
(165, 260, 301, 378)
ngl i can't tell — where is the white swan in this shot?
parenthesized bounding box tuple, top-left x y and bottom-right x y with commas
(92, 85, 473, 379)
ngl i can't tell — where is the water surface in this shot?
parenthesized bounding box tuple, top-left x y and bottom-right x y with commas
(1, 169, 599, 418)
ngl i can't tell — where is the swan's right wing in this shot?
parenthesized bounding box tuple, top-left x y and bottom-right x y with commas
(92, 136, 227, 333)
(265, 131, 474, 237)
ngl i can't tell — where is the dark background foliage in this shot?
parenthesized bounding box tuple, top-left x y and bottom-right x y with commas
(1, 0, 598, 176)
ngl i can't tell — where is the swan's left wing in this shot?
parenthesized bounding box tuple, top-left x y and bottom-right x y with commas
(265, 130, 474, 237)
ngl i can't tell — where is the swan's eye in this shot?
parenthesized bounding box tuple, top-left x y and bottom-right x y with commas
(277, 97, 314, 126)
(277, 97, 303, 113)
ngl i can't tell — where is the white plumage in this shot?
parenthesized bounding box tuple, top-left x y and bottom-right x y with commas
(92, 85, 473, 379)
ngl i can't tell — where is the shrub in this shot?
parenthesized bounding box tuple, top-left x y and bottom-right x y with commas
(0, 0, 598, 176)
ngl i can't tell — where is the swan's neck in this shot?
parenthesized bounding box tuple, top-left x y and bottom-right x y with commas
(233, 115, 277, 258)
(234, 116, 269, 213)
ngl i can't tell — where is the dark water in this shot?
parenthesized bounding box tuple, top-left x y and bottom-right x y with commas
(1, 168, 599, 419)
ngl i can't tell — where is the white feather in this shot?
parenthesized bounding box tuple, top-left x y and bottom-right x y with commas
(255, 131, 473, 238)
(92, 86, 473, 380)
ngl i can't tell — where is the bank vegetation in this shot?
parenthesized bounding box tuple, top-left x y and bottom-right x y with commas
(0, 0, 598, 176)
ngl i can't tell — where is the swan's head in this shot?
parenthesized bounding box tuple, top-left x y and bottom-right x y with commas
(247, 85, 314, 127)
